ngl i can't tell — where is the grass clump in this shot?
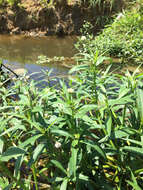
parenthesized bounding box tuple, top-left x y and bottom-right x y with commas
(76, 0, 143, 64)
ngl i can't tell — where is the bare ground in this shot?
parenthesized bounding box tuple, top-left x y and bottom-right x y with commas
(0, 0, 124, 36)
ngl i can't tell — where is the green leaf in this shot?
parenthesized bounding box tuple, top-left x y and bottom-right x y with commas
(53, 101, 72, 116)
(19, 134, 43, 148)
(69, 64, 88, 74)
(32, 106, 43, 113)
(75, 105, 97, 118)
(109, 96, 134, 106)
(14, 156, 23, 179)
(3, 183, 13, 190)
(0, 147, 26, 162)
(0, 125, 26, 137)
(60, 178, 68, 190)
(110, 128, 135, 139)
(127, 181, 142, 190)
(80, 140, 106, 160)
(51, 129, 74, 139)
(118, 87, 130, 99)
(51, 160, 67, 175)
(68, 146, 78, 179)
(127, 170, 142, 190)
(78, 173, 89, 181)
(28, 143, 45, 167)
(19, 95, 30, 106)
(137, 88, 143, 125)
(122, 146, 143, 157)
(122, 138, 143, 146)
(0, 137, 4, 154)
(96, 56, 109, 66)
(105, 115, 112, 136)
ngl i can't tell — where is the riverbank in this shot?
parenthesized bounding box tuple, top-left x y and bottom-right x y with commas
(0, 0, 125, 36)
(0, 1, 143, 189)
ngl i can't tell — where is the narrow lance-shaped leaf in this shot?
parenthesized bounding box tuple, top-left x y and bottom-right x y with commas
(75, 105, 97, 118)
(68, 145, 78, 179)
(127, 170, 142, 190)
(28, 143, 45, 167)
(105, 115, 112, 137)
(137, 88, 143, 125)
(121, 146, 143, 157)
(80, 140, 107, 160)
(0, 137, 4, 154)
(0, 147, 26, 162)
(51, 160, 67, 175)
(60, 178, 68, 190)
(51, 129, 74, 139)
(14, 156, 23, 179)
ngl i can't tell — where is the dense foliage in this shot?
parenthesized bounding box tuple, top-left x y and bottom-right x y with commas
(0, 0, 143, 189)
(0, 52, 143, 189)
(76, 0, 143, 64)
(0, 0, 20, 5)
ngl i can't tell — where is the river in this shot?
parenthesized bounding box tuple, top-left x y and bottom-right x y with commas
(0, 35, 77, 81)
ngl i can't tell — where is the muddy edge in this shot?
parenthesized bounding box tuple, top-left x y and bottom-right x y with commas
(0, 0, 125, 37)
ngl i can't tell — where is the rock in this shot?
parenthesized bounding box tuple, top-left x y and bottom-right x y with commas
(10, 27, 20, 34)
(29, 31, 37, 37)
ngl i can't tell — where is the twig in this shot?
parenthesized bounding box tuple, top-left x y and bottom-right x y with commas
(2, 64, 19, 78)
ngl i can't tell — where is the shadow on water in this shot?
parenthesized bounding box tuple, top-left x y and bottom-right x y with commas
(0, 35, 77, 85)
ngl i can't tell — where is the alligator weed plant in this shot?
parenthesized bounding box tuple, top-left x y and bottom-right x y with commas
(0, 54, 143, 189)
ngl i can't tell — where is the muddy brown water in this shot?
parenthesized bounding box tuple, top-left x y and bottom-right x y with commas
(0, 34, 143, 84)
(0, 35, 77, 81)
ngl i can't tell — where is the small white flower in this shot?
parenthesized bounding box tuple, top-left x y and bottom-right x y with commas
(55, 141, 61, 149)
(24, 75, 30, 81)
(24, 91, 29, 95)
(116, 13, 124, 20)
(67, 88, 74, 93)
(44, 113, 48, 118)
(13, 77, 17, 81)
(81, 36, 86, 41)
(15, 106, 20, 111)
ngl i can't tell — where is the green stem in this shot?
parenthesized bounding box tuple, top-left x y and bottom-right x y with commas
(32, 163, 39, 190)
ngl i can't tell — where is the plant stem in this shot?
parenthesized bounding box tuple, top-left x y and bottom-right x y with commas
(32, 163, 39, 190)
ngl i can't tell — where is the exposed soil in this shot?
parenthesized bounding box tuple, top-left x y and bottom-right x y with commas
(0, 0, 125, 36)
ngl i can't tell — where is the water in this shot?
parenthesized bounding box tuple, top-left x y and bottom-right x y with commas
(1, 34, 142, 83)
(0, 35, 77, 80)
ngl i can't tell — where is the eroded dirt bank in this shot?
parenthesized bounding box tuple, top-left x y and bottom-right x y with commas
(0, 0, 125, 36)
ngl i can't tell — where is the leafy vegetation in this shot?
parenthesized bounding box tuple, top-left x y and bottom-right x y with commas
(0, 51, 143, 189)
(76, 0, 143, 64)
(0, 0, 20, 5)
(0, 0, 143, 189)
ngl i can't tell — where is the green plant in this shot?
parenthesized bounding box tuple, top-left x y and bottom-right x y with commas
(0, 52, 143, 189)
(0, 0, 20, 5)
(76, 1, 143, 64)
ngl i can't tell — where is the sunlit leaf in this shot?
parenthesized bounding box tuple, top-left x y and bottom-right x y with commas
(60, 178, 68, 190)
